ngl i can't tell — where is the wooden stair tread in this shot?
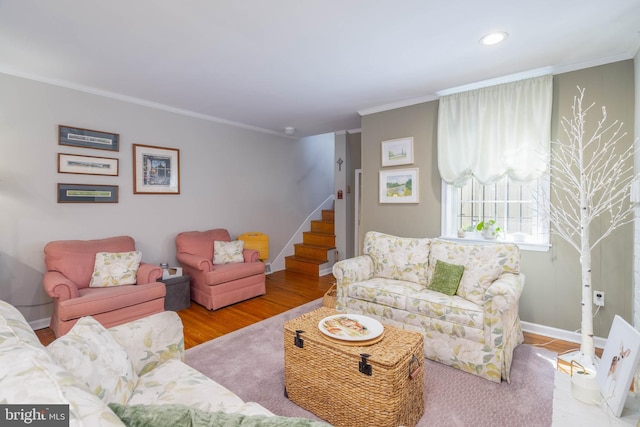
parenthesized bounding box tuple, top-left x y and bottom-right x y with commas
(294, 243, 336, 250)
(285, 255, 327, 265)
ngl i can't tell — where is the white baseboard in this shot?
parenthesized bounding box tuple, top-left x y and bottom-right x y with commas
(30, 318, 50, 331)
(521, 320, 607, 350)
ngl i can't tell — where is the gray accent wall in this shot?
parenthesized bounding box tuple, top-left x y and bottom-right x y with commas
(0, 73, 334, 324)
(360, 60, 635, 338)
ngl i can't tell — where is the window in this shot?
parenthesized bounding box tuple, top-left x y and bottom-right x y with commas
(441, 175, 550, 251)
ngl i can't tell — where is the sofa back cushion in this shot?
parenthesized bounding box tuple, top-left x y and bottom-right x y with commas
(363, 231, 431, 285)
(44, 236, 137, 289)
(428, 239, 520, 305)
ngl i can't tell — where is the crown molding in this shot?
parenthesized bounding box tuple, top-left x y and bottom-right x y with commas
(0, 68, 292, 139)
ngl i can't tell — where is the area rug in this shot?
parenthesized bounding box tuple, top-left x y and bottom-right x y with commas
(185, 299, 556, 426)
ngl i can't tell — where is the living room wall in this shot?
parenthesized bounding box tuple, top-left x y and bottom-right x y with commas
(360, 60, 636, 339)
(0, 73, 334, 324)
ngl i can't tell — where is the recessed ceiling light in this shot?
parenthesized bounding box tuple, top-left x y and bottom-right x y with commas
(480, 31, 508, 46)
(284, 127, 295, 135)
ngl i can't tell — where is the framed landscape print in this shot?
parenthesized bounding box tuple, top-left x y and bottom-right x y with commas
(381, 137, 414, 167)
(379, 168, 419, 203)
(133, 144, 180, 194)
(59, 125, 119, 151)
(57, 183, 119, 203)
(58, 153, 119, 176)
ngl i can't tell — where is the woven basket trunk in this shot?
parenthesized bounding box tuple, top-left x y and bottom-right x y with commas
(322, 284, 337, 308)
(284, 307, 425, 427)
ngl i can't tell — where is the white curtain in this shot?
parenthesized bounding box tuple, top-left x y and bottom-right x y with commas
(437, 74, 553, 186)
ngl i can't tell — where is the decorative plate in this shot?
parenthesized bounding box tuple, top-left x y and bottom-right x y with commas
(318, 314, 384, 341)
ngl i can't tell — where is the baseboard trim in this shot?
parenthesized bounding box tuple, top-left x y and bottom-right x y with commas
(30, 318, 50, 331)
(521, 320, 607, 350)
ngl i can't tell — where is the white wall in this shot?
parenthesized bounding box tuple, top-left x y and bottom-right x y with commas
(634, 48, 640, 329)
(0, 73, 334, 323)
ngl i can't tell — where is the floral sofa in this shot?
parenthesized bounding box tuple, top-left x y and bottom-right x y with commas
(332, 231, 524, 383)
(0, 300, 329, 426)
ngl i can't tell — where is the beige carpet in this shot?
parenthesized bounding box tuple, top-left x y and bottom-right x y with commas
(185, 299, 556, 426)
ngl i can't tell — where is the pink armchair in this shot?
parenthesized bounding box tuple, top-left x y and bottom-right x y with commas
(42, 236, 166, 337)
(175, 229, 266, 310)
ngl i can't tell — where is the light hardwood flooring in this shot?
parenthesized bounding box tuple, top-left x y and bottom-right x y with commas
(35, 270, 596, 363)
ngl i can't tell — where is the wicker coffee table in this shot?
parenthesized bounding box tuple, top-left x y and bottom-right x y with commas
(284, 307, 424, 427)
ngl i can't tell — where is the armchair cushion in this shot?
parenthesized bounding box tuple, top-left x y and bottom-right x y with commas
(48, 316, 137, 405)
(213, 240, 244, 265)
(90, 251, 143, 287)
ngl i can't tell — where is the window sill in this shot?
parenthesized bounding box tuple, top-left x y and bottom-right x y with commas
(439, 235, 551, 252)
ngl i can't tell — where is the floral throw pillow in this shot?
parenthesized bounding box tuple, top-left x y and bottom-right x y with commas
(89, 251, 142, 287)
(47, 316, 137, 405)
(213, 240, 244, 265)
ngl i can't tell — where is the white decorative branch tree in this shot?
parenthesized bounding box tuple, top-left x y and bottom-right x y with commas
(545, 86, 636, 373)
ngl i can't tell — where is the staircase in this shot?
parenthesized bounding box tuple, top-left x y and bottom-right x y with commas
(285, 210, 336, 276)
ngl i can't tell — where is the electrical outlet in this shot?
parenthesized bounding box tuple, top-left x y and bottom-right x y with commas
(594, 291, 605, 307)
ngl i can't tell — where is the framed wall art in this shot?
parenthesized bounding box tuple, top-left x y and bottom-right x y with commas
(379, 168, 419, 203)
(133, 144, 180, 194)
(381, 137, 414, 167)
(596, 315, 640, 417)
(57, 183, 119, 203)
(59, 125, 120, 151)
(58, 153, 119, 176)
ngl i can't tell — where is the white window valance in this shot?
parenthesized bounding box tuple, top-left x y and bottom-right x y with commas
(437, 74, 553, 186)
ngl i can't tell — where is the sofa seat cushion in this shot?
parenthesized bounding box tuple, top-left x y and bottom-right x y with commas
(57, 282, 165, 321)
(205, 262, 265, 286)
(363, 232, 430, 285)
(0, 344, 123, 426)
(128, 359, 273, 416)
(347, 278, 425, 310)
(405, 289, 484, 330)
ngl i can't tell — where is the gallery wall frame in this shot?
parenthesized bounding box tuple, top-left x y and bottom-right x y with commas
(57, 183, 119, 203)
(58, 153, 119, 176)
(379, 168, 419, 204)
(381, 137, 414, 167)
(59, 125, 120, 151)
(133, 144, 180, 194)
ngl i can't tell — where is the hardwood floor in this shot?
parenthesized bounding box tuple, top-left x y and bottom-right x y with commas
(35, 270, 593, 360)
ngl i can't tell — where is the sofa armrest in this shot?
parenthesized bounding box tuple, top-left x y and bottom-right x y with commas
(243, 248, 259, 263)
(108, 311, 185, 376)
(42, 271, 80, 301)
(136, 262, 162, 284)
(332, 255, 375, 284)
(332, 255, 375, 310)
(177, 252, 213, 272)
(483, 272, 524, 310)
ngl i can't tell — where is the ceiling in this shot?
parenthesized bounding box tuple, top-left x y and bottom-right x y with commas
(1, 1, 639, 138)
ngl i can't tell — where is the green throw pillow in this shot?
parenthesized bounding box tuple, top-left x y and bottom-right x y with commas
(429, 260, 465, 296)
(108, 403, 332, 427)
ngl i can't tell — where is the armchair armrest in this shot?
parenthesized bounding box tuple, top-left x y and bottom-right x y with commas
(243, 248, 259, 263)
(108, 311, 185, 376)
(176, 252, 213, 272)
(137, 262, 162, 284)
(42, 271, 80, 301)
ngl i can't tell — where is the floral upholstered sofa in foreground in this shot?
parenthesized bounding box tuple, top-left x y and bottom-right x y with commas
(0, 300, 329, 426)
(332, 231, 524, 383)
